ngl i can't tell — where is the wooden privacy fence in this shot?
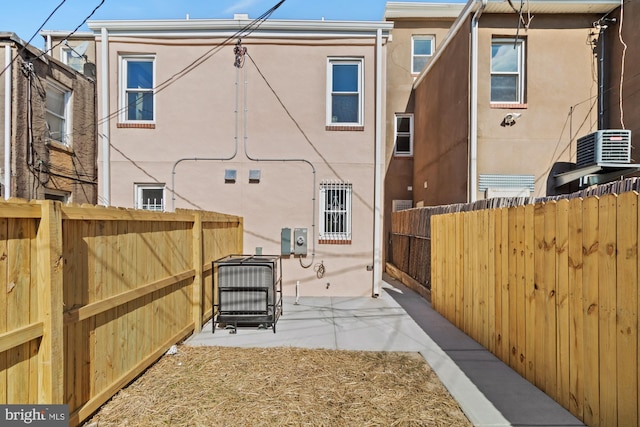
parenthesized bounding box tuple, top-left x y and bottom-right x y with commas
(431, 192, 639, 427)
(0, 200, 242, 426)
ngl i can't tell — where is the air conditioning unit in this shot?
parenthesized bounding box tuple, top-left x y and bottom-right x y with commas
(576, 129, 631, 168)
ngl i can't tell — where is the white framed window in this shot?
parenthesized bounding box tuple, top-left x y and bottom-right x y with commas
(135, 184, 165, 211)
(46, 81, 72, 145)
(326, 58, 363, 126)
(61, 45, 86, 73)
(412, 35, 434, 74)
(319, 181, 352, 241)
(44, 189, 71, 203)
(394, 113, 413, 156)
(491, 38, 525, 103)
(119, 55, 155, 122)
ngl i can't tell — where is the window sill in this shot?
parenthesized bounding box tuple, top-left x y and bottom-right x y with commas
(117, 123, 156, 129)
(393, 154, 413, 159)
(319, 239, 352, 245)
(490, 103, 528, 109)
(45, 140, 73, 153)
(326, 125, 364, 132)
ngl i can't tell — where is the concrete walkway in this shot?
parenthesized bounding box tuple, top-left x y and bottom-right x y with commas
(186, 277, 584, 427)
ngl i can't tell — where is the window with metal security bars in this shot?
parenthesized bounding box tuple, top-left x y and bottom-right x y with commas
(319, 181, 352, 242)
(135, 184, 165, 211)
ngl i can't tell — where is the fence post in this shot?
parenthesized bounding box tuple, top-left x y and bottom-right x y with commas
(237, 218, 244, 253)
(192, 212, 203, 333)
(36, 200, 64, 403)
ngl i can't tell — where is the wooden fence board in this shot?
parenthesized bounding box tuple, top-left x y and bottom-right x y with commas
(463, 213, 472, 335)
(534, 203, 546, 390)
(508, 207, 518, 370)
(479, 210, 489, 348)
(0, 218, 7, 404)
(616, 192, 638, 425)
(543, 202, 558, 399)
(598, 194, 617, 427)
(487, 209, 496, 354)
(499, 208, 510, 361)
(568, 197, 584, 419)
(515, 206, 526, 376)
(524, 204, 535, 383)
(556, 200, 570, 409)
(455, 214, 464, 328)
(582, 196, 599, 425)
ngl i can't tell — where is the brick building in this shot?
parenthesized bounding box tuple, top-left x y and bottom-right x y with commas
(0, 32, 97, 203)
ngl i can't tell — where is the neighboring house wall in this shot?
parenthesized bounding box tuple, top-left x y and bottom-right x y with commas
(413, 17, 470, 206)
(89, 19, 391, 296)
(0, 34, 97, 203)
(40, 32, 97, 79)
(413, 9, 604, 206)
(606, 3, 640, 144)
(476, 14, 599, 199)
(384, 2, 461, 261)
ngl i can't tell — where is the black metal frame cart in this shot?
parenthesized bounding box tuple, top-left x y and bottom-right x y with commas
(212, 255, 283, 333)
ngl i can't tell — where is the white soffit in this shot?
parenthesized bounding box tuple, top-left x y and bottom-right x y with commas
(385, 2, 466, 19)
(483, 0, 620, 14)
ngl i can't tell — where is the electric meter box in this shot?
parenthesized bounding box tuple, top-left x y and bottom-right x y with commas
(294, 228, 308, 256)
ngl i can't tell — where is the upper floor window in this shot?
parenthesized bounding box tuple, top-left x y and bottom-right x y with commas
(491, 39, 525, 104)
(45, 81, 71, 145)
(394, 113, 413, 156)
(412, 35, 434, 74)
(120, 55, 155, 122)
(319, 181, 352, 243)
(327, 58, 363, 126)
(135, 184, 165, 211)
(61, 42, 88, 73)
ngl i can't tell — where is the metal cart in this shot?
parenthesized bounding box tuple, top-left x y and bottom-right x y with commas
(212, 255, 282, 333)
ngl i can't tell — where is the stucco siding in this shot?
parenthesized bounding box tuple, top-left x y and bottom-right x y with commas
(413, 16, 471, 206)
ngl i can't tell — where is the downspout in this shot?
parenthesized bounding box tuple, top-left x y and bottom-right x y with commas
(372, 28, 383, 297)
(46, 34, 52, 55)
(100, 27, 110, 206)
(4, 45, 11, 200)
(469, 0, 487, 203)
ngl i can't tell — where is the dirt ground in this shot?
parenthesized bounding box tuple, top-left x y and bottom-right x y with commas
(83, 345, 471, 426)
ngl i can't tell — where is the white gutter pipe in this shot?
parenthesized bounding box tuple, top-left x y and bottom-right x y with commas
(100, 27, 111, 205)
(4, 45, 12, 200)
(372, 28, 383, 297)
(470, 0, 487, 203)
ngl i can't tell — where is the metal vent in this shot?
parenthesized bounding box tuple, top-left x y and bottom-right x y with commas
(478, 174, 535, 191)
(576, 130, 631, 168)
(392, 199, 413, 212)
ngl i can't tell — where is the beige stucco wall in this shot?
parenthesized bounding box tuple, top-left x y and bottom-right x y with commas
(412, 17, 471, 207)
(476, 14, 600, 199)
(384, 17, 456, 259)
(96, 34, 385, 296)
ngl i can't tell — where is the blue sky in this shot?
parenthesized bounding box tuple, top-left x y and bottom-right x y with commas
(1, 0, 441, 50)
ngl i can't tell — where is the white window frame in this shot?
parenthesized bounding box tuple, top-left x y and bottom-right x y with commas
(326, 58, 363, 126)
(44, 189, 71, 203)
(45, 80, 72, 146)
(394, 113, 414, 156)
(319, 181, 352, 241)
(135, 184, 165, 211)
(60, 46, 84, 73)
(411, 35, 434, 74)
(490, 38, 525, 104)
(119, 55, 156, 123)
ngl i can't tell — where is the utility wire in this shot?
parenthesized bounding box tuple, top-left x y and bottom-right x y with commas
(36, 0, 107, 61)
(0, 0, 67, 78)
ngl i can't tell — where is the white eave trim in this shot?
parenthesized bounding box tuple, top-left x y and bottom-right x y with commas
(87, 19, 393, 38)
(385, 2, 467, 19)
